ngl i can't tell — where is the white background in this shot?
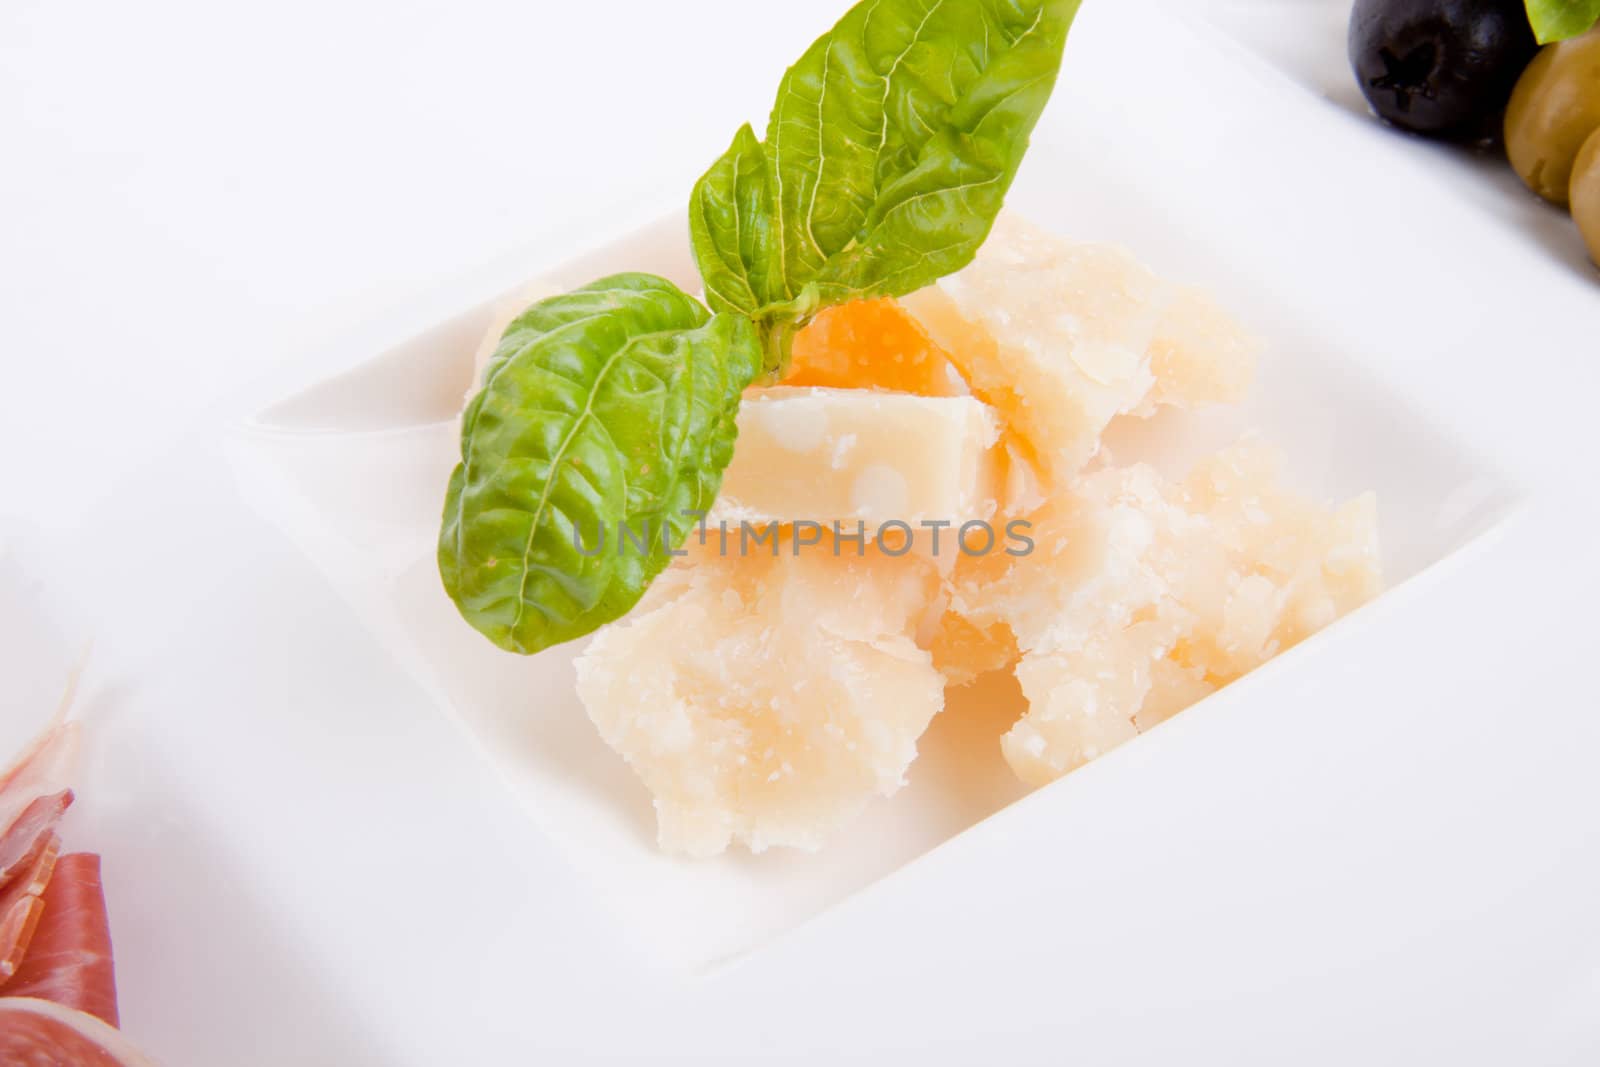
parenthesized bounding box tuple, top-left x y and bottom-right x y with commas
(3, 1, 1599, 1064)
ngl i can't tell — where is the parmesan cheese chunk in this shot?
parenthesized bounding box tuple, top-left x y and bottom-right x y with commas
(942, 441, 1382, 787)
(574, 546, 945, 856)
(716, 387, 1002, 527)
(1145, 285, 1258, 412)
(903, 215, 1260, 506)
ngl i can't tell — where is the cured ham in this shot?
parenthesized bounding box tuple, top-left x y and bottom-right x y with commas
(0, 689, 80, 995)
(0, 997, 156, 1067)
(0, 672, 158, 1064)
(0, 893, 44, 990)
(6, 853, 120, 1028)
(0, 830, 59, 982)
(0, 790, 73, 884)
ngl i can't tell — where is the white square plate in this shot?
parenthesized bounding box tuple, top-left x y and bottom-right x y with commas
(227, 1, 1526, 971)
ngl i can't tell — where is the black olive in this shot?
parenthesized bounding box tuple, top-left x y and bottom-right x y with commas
(1350, 0, 1538, 140)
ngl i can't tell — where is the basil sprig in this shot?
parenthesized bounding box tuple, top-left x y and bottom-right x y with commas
(441, 0, 1079, 655)
(695, 0, 1083, 378)
(1526, 0, 1600, 43)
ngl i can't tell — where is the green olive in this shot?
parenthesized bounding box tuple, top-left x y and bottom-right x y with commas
(1573, 128, 1600, 267)
(1505, 26, 1600, 205)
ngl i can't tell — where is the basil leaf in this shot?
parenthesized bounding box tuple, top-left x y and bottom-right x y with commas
(439, 273, 760, 655)
(690, 123, 783, 319)
(765, 0, 1080, 306)
(687, 0, 1079, 374)
(1526, 0, 1600, 42)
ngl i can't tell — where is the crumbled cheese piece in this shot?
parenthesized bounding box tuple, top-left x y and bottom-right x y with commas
(926, 607, 1017, 688)
(1170, 440, 1384, 682)
(574, 545, 945, 856)
(902, 215, 1260, 506)
(1005, 617, 1184, 784)
(1145, 285, 1257, 412)
(940, 441, 1382, 787)
(716, 387, 1001, 527)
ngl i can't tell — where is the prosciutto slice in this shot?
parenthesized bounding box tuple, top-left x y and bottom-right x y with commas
(0, 789, 72, 883)
(6, 852, 119, 1028)
(0, 997, 156, 1067)
(0, 671, 158, 1063)
(0, 830, 60, 982)
(0, 712, 79, 846)
(0, 691, 78, 995)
